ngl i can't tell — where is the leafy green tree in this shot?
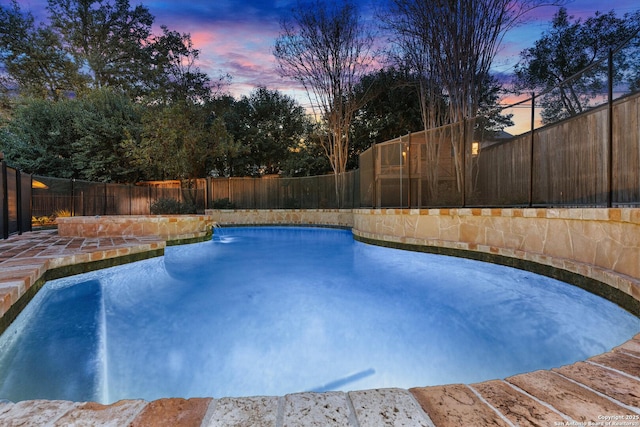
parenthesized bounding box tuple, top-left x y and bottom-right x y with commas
(1, 90, 143, 181)
(144, 26, 218, 104)
(1, 0, 214, 102)
(207, 95, 249, 176)
(0, 1, 84, 100)
(71, 89, 143, 183)
(0, 97, 81, 177)
(280, 129, 332, 177)
(47, 0, 154, 93)
(350, 68, 424, 164)
(514, 8, 639, 123)
(136, 101, 236, 180)
(227, 87, 311, 176)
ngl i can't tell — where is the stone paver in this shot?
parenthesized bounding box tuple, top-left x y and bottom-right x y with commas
(506, 370, 632, 423)
(614, 336, 640, 357)
(554, 361, 640, 409)
(590, 351, 640, 378)
(282, 392, 356, 426)
(0, 229, 639, 426)
(410, 384, 512, 427)
(54, 400, 147, 427)
(130, 398, 212, 427)
(203, 396, 280, 427)
(0, 400, 80, 426)
(348, 388, 434, 427)
(472, 380, 569, 427)
(0, 230, 165, 321)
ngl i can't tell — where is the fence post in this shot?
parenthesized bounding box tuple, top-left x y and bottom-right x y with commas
(253, 177, 257, 209)
(399, 138, 403, 208)
(373, 144, 378, 208)
(607, 48, 614, 208)
(71, 178, 75, 216)
(461, 119, 467, 207)
(206, 177, 211, 210)
(16, 169, 22, 235)
(1, 159, 8, 239)
(407, 133, 412, 208)
(529, 92, 536, 207)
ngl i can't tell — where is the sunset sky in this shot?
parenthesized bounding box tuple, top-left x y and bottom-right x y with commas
(13, 0, 639, 98)
(146, 0, 640, 105)
(11, 0, 640, 133)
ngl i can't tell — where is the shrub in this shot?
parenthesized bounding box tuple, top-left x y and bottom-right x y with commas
(53, 209, 72, 218)
(212, 198, 235, 209)
(150, 198, 196, 214)
(32, 209, 71, 227)
(32, 216, 51, 226)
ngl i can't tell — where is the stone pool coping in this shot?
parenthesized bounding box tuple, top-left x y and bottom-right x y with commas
(0, 211, 639, 425)
(56, 214, 214, 241)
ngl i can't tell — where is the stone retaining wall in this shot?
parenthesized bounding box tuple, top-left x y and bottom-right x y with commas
(205, 209, 354, 228)
(57, 215, 214, 242)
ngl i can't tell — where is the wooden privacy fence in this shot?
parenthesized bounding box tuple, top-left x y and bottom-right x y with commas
(473, 91, 640, 207)
(27, 172, 360, 227)
(205, 172, 360, 209)
(31, 177, 205, 218)
(359, 91, 640, 208)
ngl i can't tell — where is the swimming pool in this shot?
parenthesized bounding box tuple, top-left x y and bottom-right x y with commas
(0, 226, 638, 404)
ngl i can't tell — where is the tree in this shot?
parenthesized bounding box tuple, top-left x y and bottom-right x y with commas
(1, 0, 215, 102)
(350, 67, 424, 168)
(0, 98, 80, 177)
(47, 0, 154, 94)
(0, 1, 84, 100)
(0, 90, 142, 181)
(280, 133, 332, 177)
(385, 0, 554, 193)
(514, 8, 639, 123)
(226, 87, 311, 176)
(274, 0, 375, 200)
(383, 3, 449, 199)
(136, 101, 236, 180)
(144, 26, 220, 104)
(71, 89, 143, 183)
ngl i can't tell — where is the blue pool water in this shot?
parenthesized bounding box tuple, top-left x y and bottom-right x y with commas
(0, 227, 638, 403)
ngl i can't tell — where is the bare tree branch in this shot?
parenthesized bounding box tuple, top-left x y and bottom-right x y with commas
(274, 0, 376, 201)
